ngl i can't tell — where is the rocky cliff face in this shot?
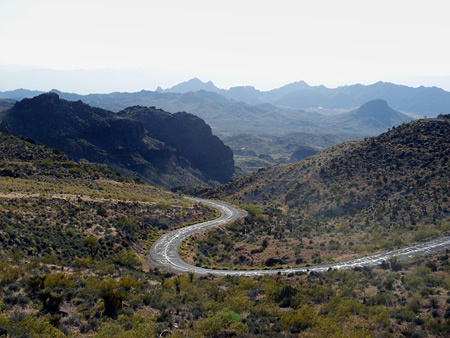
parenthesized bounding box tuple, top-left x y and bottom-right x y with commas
(120, 106, 235, 183)
(2, 93, 235, 187)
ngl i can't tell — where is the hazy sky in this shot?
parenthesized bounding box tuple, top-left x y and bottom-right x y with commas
(1, 0, 450, 93)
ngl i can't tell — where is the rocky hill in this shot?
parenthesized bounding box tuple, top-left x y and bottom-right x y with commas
(1, 93, 235, 187)
(325, 99, 412, 135)
(207, 115, 450, 249)
(119, 105, 234, 183)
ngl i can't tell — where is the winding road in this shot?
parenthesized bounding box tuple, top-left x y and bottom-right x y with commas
(148, 197, 450, 276)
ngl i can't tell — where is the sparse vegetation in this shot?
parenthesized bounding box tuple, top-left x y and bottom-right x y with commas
(1, 114, 450, 337)
(198, 117, 450, 269)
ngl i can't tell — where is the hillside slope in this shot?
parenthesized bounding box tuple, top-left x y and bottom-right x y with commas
(0, 130, 218, 270)
(1, 129, 450, 338)
(212, 115, 450, 224)
(187, 115, 450, 271)
(0, 132, 224, 336)
(1, 93, 234, 187)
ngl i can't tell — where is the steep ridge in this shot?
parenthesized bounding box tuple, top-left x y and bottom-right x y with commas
(120, 106, 235, 183)
(1, 93, 235, 187)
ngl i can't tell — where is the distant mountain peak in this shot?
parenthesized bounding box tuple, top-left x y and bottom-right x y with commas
(358, 98, 389, 111)
(189, 77, 214, 85)
(292, 80, 309, 87)
(273, 80, 310, 93)
(350, 99, 398, 120)
(161, 78, 221, 94)
(184, 78, 207, 85)
(329, 98, 413, 133)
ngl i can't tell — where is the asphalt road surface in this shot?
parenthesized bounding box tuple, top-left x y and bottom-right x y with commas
(148, 197, 450, 276)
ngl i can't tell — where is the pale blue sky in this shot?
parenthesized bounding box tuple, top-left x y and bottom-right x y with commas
(1, 0, 450, 92)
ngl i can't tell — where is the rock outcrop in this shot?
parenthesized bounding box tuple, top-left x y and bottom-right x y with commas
(2, 93, 235, 187)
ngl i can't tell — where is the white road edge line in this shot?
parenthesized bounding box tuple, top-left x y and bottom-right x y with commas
(148, 197, 450, 276)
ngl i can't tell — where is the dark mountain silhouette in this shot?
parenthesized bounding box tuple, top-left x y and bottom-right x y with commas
(1, 93, 235, 187)
(120, 106, 234, 183)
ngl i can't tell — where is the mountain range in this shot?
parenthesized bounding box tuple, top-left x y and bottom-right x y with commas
(3, 79, 450, 118)
(0, 93, 234, 188)
(159, 78, 450, 115)
(0, 86, 413, 136)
